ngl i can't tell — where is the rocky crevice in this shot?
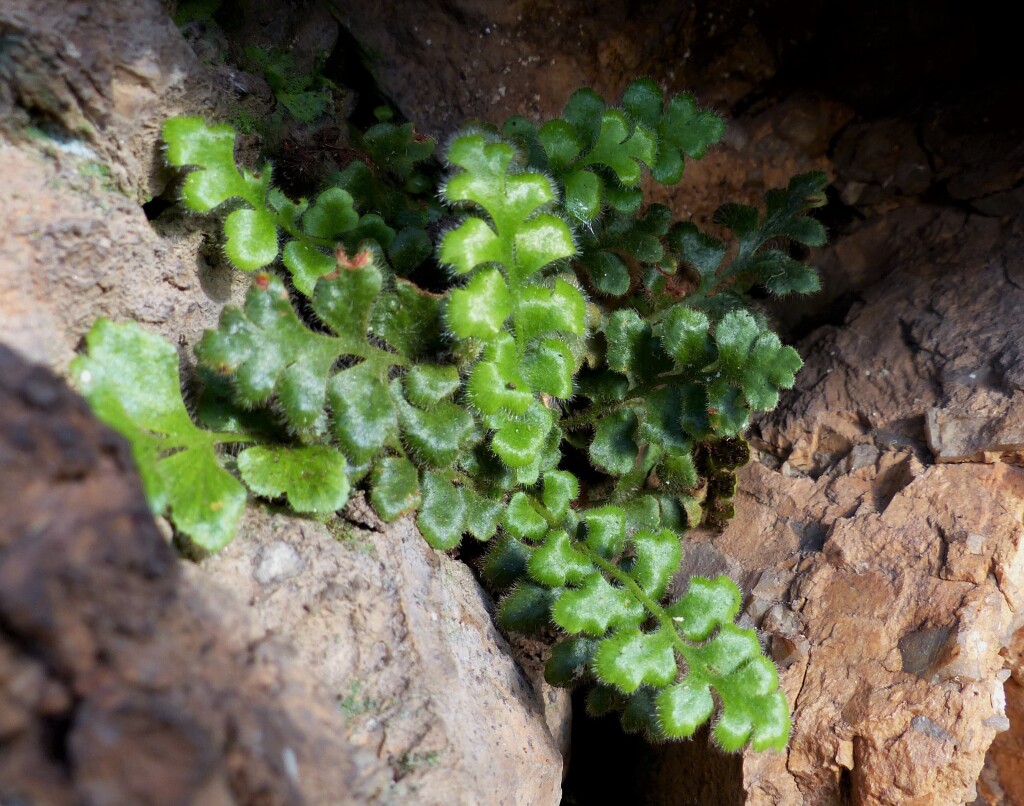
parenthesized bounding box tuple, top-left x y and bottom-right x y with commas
(2, 0, 1023, 803)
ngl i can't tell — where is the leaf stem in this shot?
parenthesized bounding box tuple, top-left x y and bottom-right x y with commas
(578, 543, 698, 668)
(530, 497, 699, 669)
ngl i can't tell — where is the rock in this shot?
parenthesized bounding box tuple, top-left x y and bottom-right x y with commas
(2, 0, 218, 200)
(922, 85, 1024, 210)
(0, 342, 378, 804)
(330, 0, 810, 138)
(0, 0, 254, 371)
(832, 118, 932, 209)
(197, 500, 566, 805)
(0, 144, 249, 371)
(660, 206, 1024, 804)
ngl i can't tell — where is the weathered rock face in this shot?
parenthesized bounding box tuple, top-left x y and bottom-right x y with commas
(0, 343, 377, 804)
(0, 0, 252, 370)
(198, 501, 567, 805)
(670, 209, 1024, 805)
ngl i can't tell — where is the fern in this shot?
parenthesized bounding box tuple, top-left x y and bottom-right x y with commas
(73, 79, 828, 751)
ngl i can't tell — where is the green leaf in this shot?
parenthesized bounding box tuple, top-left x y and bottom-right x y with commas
(658, 307, 711, 370)
(311, 258, 384, 347)
(503, 492, 548, 541)
(590, 408, 639, 475)
(661, 449, 698, 490)
(580, 111, 656, 186)
(237, 445, 349, 513)
(586, 684, 626, 716)
(660, 93, 724, 160)
(621, 78, 664, 128)
(562, 88, 607, 148)
(666, 576, 742, 641)
(710, 311, 802, 415)
(749, 250, 821, 296)
(389, 226, 433, 273)
(466, 340, 534, 415)
(447, 268, 511, 339)
(395, 388, 475, 468)
(528, 530, 592, 587)
(636, 387, 690, 451)
(630, 529, 682, 599)
(542, 470, 579, 519)
(303, 187, 359, 238)
(328, 364, 397, 467)
(463, 487, 503, 541)
(538, 119, 582, 170)
(278, 89, 330, 123)
(491, 403, 554, 469)
(516, 279, 587, 342)
(514, 215, 576, 278)
(583, 506, 626, 559)
(362, 121, 435, 182)
(196, 273, 339, 435)
(603, 184, 644, 214)
(523, 338, 575, 399)
(706, 380, 749, 436)
(621, 690, 663, 739)
(223, 208, 279, 271)
(713, 310, 760, 374)
(593, 627, 678, 694)
(282, 241, 335, 297)
(417, 471, 467, 549)
(552, 573, 645, 637)
(667, 222, 725, 280)
(404, 364, 461, 407)
(498, 583, 557, 634)
(483, 534, 533, 588)
(714, 203, 760, 251)
(162, 117, 258, 212)
(621, 495, 661, 534)
(653, 93, 725, 183)
(439, 217, 504, 275)
(370, 456, 420, 521)
(345, 214, 395, 250)
(584, 251, 631, 296)
(745, 334, 803, 410)
(656, 679, 715, 739)
(564, 169, 602, 222)
(371, 280, 445, 359)
(604, 309, 668, 383)
(72, 320, 246, 551)
(545, 637, 597, 687)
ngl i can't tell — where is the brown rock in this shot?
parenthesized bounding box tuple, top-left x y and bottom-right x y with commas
(832, 119, 933, 209)
(330, 0, 787, 138)
(197, 501, 566, 805)
(0, 343, 372, 805)
(0, 0, 256, 370)
(662, 207, 1024, 804)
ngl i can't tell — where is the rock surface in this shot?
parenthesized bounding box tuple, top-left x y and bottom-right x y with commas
(0, 343, 375, 804)
(198, 501, 567, 805)
(0, 0, 252, 370)
(674, 208, 1024, 805)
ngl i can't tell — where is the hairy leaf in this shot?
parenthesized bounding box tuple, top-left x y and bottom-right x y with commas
(237, 445, 349, 513)
(72, 320, 246, 550)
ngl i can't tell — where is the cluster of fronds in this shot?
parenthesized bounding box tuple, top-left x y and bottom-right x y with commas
(73, 79, 826, 749)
